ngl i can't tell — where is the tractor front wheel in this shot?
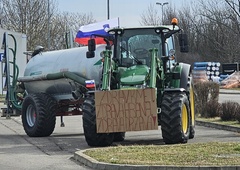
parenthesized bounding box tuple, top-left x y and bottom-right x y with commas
(113, 132, 126, 142)
(161, 92, 190, 144)
(82, 95, 114, 147)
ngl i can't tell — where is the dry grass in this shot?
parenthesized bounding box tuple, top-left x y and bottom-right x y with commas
(84, 142, 240, 166)
(229, 88, 240, 91)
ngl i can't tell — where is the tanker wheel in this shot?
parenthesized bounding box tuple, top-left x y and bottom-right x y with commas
(161, 92, 190, 144)
(82, 95, 114, 147)
(22, 93, 57, 137)
(113, 132, 126, 142)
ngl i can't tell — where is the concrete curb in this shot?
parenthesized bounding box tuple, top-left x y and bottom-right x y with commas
(74, 149, 240, 170)
(219, 91, 240, 95)
(196, 120, 240, 133)
(74, 120, 240, 170)
(219, 89, 240, 94)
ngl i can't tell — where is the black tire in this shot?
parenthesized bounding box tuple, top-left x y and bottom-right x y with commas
(188, 81, 195, 139)
(82, 95, 114, 147)
(113, 132, 126, 142)
(161, 92, 190, 144)
(180, 64, 195, 139)
(22, 93, 57, 137)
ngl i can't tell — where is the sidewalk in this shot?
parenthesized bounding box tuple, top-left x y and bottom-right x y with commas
(219, 89, 240, 94)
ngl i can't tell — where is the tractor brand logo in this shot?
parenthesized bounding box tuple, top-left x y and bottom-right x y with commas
(30, 71, 42, 76)
(94, 59, 102, 65)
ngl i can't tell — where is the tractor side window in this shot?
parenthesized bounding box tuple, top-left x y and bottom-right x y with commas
(165, 37, 175, 69)
(119, 41, 135, 67)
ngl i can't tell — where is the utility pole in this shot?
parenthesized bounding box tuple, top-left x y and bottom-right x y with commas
(48, 0, 50, 50)
(107, 0, 110, 19)
(156, 2, 169, 24)
(238, 0, 240, 13)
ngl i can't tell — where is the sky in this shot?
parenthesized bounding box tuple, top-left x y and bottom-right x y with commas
(57, 0, 193, 27)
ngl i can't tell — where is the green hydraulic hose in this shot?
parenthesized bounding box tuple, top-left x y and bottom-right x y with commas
(46, 71, 87, 85)
(8, 34, 23, 110)
(10, 64, 22, 110)
(149, 48, 158, 88)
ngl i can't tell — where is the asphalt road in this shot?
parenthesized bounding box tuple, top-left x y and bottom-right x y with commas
(218, 93, 240, 103)
(0, 92, 239, 170)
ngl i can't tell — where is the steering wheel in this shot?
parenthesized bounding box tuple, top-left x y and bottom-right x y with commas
(133, 48, 148, 55)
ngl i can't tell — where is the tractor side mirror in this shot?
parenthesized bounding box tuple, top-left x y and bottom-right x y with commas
(178, 33, 189, 53)
(86, 39, 96, 58)
(86, 51, 95, 58)
(88, 39, 96, 51)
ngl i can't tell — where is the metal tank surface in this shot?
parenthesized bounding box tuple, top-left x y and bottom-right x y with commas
(18, 45, 105, 100)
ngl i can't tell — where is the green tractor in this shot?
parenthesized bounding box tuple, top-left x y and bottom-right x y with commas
(83, 18, 195, 147)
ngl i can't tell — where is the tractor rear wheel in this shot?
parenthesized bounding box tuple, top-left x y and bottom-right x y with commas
(189, 82, 195, 139)
(22, 93, 57, 137)
(113, 132, 126, 142)
(161, 92, 190, 144)
(82, 95, 114, 147)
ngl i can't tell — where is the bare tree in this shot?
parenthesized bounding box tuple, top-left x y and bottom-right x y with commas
(139, 3, 199, 65)
(0, 0, 95, 51)
(49, 12, 95, 50)
(140, 0, 240, 65)
(140, 3, 160, 26)
(193, 0, 240, 63)
(1, 0, 57, 51)
(225, 0, 240, 18)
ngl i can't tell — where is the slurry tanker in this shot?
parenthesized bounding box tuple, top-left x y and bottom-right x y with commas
(5, 18, 195, 146)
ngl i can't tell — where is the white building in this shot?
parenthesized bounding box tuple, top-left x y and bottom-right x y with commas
(0, 29, 27, 94)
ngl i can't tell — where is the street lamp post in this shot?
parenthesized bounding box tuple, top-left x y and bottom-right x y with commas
(48, 0, 50, 50)
(107, 0, 110, 19)
(156, 2, 169, 24)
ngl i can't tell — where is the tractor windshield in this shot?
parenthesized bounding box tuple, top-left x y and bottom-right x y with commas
(115, 28, 162, 67)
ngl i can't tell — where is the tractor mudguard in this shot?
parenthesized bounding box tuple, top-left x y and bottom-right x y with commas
(164, 88, 186, 93)
(179, 63, 191, 90)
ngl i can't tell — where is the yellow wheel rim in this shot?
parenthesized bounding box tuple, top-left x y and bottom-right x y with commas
(182, 104, 188, 134)
(190, 84, 195, 126)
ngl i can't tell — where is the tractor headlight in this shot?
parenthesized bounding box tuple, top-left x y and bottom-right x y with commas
(135, 84, 146, 89)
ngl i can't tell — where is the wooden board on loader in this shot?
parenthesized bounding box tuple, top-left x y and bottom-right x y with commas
(95, 88, 158, 133)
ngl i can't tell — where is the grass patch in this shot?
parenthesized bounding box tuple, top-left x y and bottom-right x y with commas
(197, 117, 240, 128)
(0, 95, 5, 102)
(229, 88, 240, 91)
(84, 142, 240, 166)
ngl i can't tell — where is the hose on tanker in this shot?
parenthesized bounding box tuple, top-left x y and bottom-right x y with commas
(9, 61, 22, 110)
(46, 72, 87, 85)
(6, 34, 23, 110)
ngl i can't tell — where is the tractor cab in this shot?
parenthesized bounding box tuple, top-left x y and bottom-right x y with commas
(87, 18, 189, 89)
(108, 21, 188, 88)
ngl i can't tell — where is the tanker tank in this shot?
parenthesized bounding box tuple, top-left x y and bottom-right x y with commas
(18, 44, 106, 99)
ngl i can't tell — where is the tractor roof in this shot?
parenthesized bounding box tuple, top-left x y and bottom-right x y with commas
(108, 25, 180, 33)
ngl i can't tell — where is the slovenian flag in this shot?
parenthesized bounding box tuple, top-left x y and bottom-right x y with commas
(75, 18, 119, 45)
(85, 80, 96, 88)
